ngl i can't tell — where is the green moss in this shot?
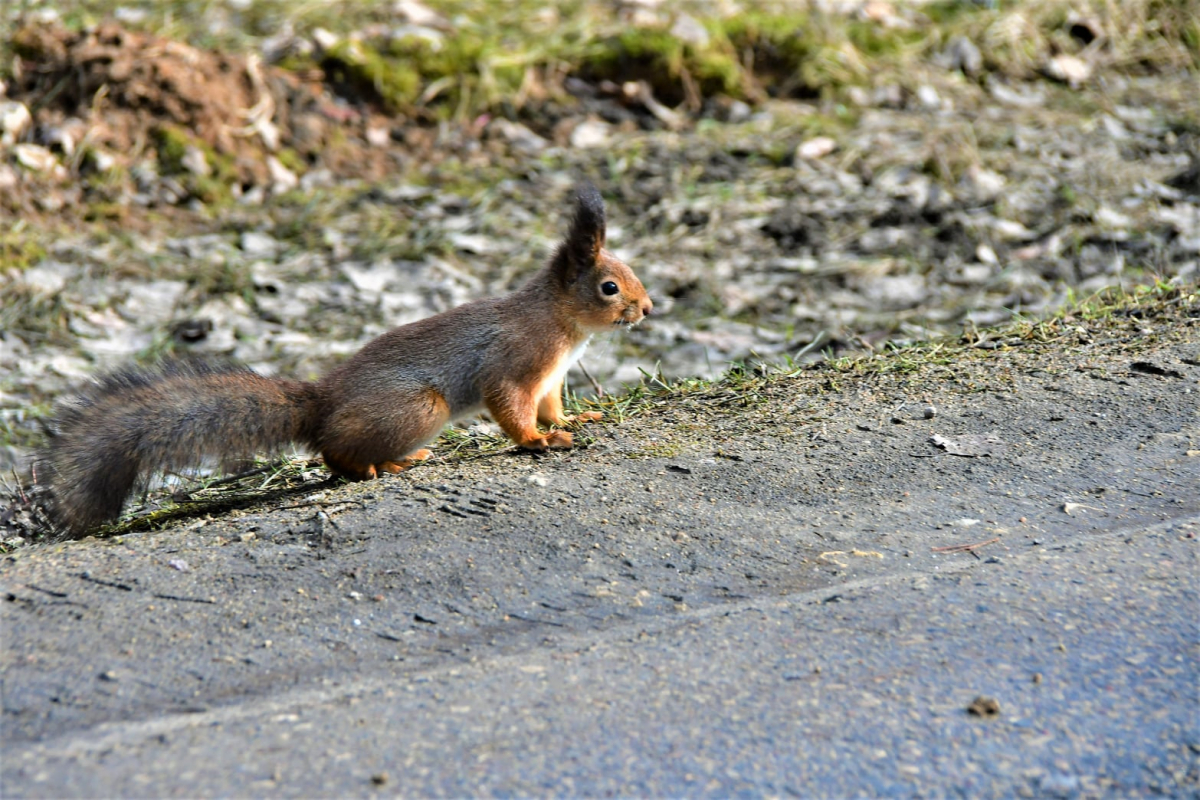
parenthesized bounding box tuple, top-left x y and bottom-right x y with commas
(344, 27, 535, 117)
(0, 402, 51, 451)
(845, 19, 925, 58)
(922, 0, 985, 27)
(1185, 15, 1200, 56)
(718, 12, 873, 96)
(82, 202, 129, 223)
(152, 124, 192, 174)
(150, 124, 237, 205)
(189, 175, 230, 206)
(273, 147, 307, 175)
(582, 26, 743, 105)
(189, 257, 255, 301)
(0, 228, 47, 271)
(321, 40, 421, 112)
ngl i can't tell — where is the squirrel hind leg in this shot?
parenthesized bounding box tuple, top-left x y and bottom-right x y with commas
(320, 390, 448, 480)
(322, 451, 379, 480)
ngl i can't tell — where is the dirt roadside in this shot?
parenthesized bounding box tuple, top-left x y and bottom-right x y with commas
(2, 289, 1197, 796)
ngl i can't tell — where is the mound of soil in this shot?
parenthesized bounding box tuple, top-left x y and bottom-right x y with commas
(6, 21, 399, 211)
(16, 23, 272, 161)
(4, 20, 674, 219)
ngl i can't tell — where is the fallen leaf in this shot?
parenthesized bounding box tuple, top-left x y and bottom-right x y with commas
(849, 549, 883, 559)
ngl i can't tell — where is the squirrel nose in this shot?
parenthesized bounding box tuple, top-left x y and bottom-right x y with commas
(642, 299, 653, 317)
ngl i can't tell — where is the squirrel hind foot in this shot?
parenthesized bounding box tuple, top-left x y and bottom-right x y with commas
(377, 449, 433, 474)
(323, 451, 378, 480)
(325, 448, 433, 479)
(515, 430, 573, 451)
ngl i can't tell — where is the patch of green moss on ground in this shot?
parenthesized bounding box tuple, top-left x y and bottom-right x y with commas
(0, 226, 47, 271)
(581, 27, 742, 105)
(273, 148, 307, 176)
(151, 124, 238, 205)
(151, 124, 191, 173)
(321, 40, 421, 112)
(717, 12, 877, 97)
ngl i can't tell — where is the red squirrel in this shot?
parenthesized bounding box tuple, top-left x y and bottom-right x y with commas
(42, 183, 652, 535)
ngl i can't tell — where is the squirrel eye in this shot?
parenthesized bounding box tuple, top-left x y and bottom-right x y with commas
(600, 281, 620, 296)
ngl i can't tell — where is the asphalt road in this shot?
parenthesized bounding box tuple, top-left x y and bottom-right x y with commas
(4, 515, 1197, 797)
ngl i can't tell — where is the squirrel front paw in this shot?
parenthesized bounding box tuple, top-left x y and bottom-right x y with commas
(545, 430, 573, 448)
(522, 430, 574, 450)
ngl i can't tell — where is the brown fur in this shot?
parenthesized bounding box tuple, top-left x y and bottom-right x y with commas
(40, 183, 652, 537)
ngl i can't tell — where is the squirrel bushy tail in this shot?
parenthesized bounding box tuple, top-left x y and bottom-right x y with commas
(42, 360, 321, 535)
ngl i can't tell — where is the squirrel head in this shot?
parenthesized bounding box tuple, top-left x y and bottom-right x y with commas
(550, 182, 653, 332)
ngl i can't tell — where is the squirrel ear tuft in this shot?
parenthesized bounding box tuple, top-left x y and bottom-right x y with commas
(550, 182, 607, 284)
(566, 182, 606, 264)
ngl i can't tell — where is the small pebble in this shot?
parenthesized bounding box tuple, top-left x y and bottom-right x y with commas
(967, 695, 1001, 717)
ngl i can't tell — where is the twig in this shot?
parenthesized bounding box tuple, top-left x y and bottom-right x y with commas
(79, 572, 134, 591)
(276, 498, 368, 511)
(794, 329, 829, 361)
(3, 467, 29, 504)
(204, 463, 276, 488)
(931, 537, 1000, 554)
(578, 362, 605, 398)
(26, 583, 69, 598)
(506, 612, 565, 627)
(151, 593, 216, 605)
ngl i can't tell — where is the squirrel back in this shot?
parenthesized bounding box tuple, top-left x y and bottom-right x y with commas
(40, 182, 652, 537)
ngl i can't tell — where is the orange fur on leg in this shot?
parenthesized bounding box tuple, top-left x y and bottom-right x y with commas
(323, 450, 378, 480)
(377, 448, 433, 474)
(537, 379, 604, 426)
(544, 430, 573, 448)
(489, 382, 565, 450)
(537, 379, 566, 427)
